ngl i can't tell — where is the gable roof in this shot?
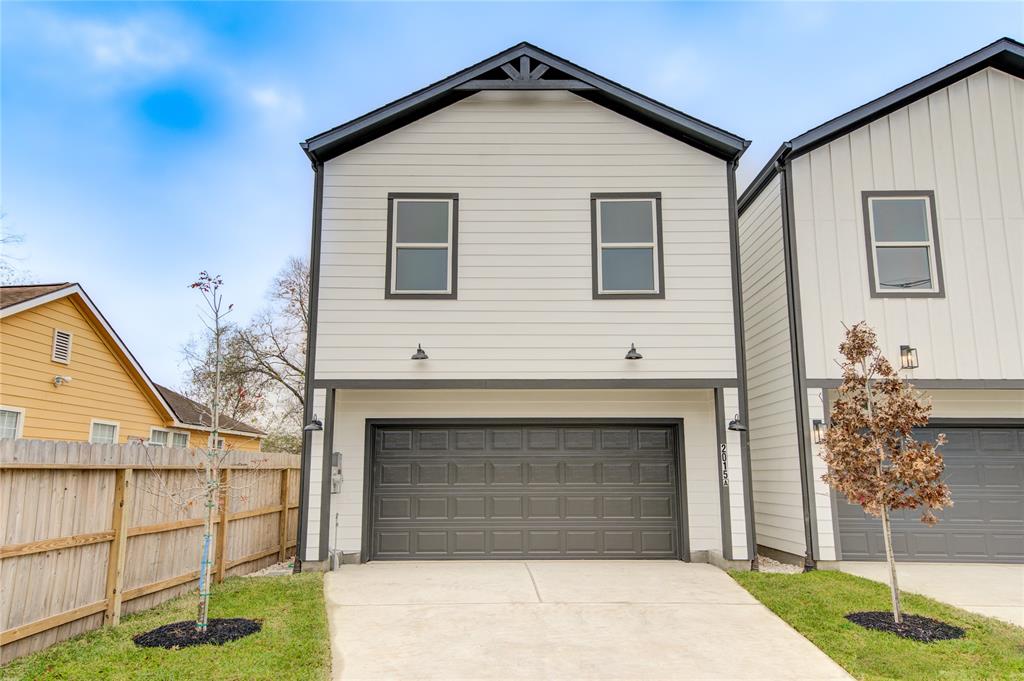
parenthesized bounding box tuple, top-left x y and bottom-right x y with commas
(302, 41, 749, 164)
(1, 283, 75, 311)
(156, 385, 266, 436)
(1, 282, 180, 424)
(738, 37, 1024, 214)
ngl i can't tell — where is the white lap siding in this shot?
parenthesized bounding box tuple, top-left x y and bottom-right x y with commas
(321, 389, 724, 559)
(315, 90, 736, 381)
(737, 175, 806, 557)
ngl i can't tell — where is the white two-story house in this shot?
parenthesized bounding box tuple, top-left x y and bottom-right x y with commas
(295, 43, 756, 569)
(738, 38, 1023, 567)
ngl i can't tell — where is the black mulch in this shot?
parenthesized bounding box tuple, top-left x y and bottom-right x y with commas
(845, 611, 965, 642)
(133, 618, 261, 649)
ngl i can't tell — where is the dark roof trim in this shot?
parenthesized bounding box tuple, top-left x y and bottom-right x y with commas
(739, 37, 1024, 214)
(302, 42, 749, 163)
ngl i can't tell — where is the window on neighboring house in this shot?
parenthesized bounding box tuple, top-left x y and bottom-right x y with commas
(149, 428, 169, 447)
(90, 420, 119, 445)
(863, 191, 944, 297)
(210, 436, 225, 450)
(52, 329, 73, 364)
(386, 194, 458, 298)
(591, 193, 665, 298)
(0, 408, 24, 440)
(172, 432, 190, 448)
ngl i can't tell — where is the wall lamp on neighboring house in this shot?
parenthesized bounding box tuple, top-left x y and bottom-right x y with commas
(727, 414, 747, 432)
(411, 344, 429, 360)
(625, 343, 643, 360)
(812, 419, 826, 445)
(900, 345, 919, 370)
(53, 375, 73, 387)
(303, 415, 323, 432)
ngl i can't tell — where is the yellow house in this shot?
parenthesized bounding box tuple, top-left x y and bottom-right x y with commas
(0, 283, 264, 451)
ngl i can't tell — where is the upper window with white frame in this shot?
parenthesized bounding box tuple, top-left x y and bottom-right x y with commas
(863, 191, 944, 297)
(591, 193, 665, 299)
(0, 407, 24, 440)
(385, 193, 458, 299)
(90, 420, 119, 445)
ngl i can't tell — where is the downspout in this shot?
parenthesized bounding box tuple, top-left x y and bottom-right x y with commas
(295, 158, 325, 572)
(777, 148, 819, 570)
(726, 157, 758, 570)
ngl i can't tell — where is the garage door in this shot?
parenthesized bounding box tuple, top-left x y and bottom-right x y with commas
(837, 426, 1023, 563)
(367, 422, 685, 560)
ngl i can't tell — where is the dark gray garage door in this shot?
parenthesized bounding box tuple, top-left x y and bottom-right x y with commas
(837, 426, 1023, 563)
(367, 422, 685, 560)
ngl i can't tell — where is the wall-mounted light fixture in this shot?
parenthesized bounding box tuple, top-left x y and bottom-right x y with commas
(812, 419, 826, 445)
(53, 375, 73, 388)
(899, 345, 919, 370)
(727, 414, 747, 432)
(411, 344, 429, 360)
(303, 415, 323, 432)
(625, 343, 643, 360)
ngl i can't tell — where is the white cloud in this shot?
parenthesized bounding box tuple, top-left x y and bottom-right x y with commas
(248, 86, 304, 120)
(34, 10, 196, 76)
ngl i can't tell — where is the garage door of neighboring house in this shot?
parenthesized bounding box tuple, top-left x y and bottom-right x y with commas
(365, 421, 686, 560)
(837, 426, 1023, 563)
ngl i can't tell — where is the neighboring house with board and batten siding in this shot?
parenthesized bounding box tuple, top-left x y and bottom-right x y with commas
(737, 38, 1023, 568)
(0, 283, 265, 452)
(295, 42, 757, 570)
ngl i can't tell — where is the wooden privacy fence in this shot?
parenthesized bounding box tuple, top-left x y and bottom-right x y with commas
(0, 440, 301, 662)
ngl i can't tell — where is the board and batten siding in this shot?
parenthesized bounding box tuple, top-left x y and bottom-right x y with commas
(737, 174, 806, 556)
(311, 389, 727, 561)
(792, 67, 1024, 380)
(314, 90, 736, 381)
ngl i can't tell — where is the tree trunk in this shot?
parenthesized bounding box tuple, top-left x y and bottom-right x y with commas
(195, 464, 215, 631)
(880, 506, 902, 624)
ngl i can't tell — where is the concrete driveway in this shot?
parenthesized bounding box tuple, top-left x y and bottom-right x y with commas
(325, 561, 850, 680)
(837, 562, 1024, 627)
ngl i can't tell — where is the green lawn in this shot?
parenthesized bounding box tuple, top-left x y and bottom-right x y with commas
(1, 573, 330, 681)
(731, 569, 1024, 681)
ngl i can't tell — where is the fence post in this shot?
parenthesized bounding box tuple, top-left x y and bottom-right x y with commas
(103, 468, 132, 626)
(278, 468, 290, 562)
(215, 469, 230, 583)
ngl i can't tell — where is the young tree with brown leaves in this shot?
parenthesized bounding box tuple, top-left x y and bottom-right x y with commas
(820, 322, 951, 623)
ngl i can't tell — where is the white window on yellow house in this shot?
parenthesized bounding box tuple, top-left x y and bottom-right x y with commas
(90, 420, 119, 445)
(0, 407, 25, 440)
(149, 428, 170, 447)
(172, 432, 190, 448)
(209, 436, 225, 450)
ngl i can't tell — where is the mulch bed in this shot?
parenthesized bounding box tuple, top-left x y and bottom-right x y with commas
(845, 611, 965, 642)
(133, 618, 261, 649)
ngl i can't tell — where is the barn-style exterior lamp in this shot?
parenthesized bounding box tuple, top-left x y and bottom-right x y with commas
(625, 343, 643, 360)
(411, 344, 429, 360)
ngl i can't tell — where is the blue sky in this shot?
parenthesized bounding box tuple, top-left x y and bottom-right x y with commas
(2, 2, 1020, 386)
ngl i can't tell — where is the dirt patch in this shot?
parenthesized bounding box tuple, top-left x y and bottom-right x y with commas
(133, 618, 261, 649)
(845, 611, 965, 642)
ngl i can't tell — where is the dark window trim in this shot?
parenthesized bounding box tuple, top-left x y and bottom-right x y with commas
(862, 190, 945, 299)
(590, 192, 665, 300)
(385, 192, 459, 300)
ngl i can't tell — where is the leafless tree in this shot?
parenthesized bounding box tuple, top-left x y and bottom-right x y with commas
(820, 322, 951, 623)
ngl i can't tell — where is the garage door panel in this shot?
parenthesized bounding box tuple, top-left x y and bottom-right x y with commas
(370, 423, 682, 560)
(838, 426, 1023, 563)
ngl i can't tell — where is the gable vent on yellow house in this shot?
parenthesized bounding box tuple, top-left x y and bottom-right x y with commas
(0, 283, 264, 452)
